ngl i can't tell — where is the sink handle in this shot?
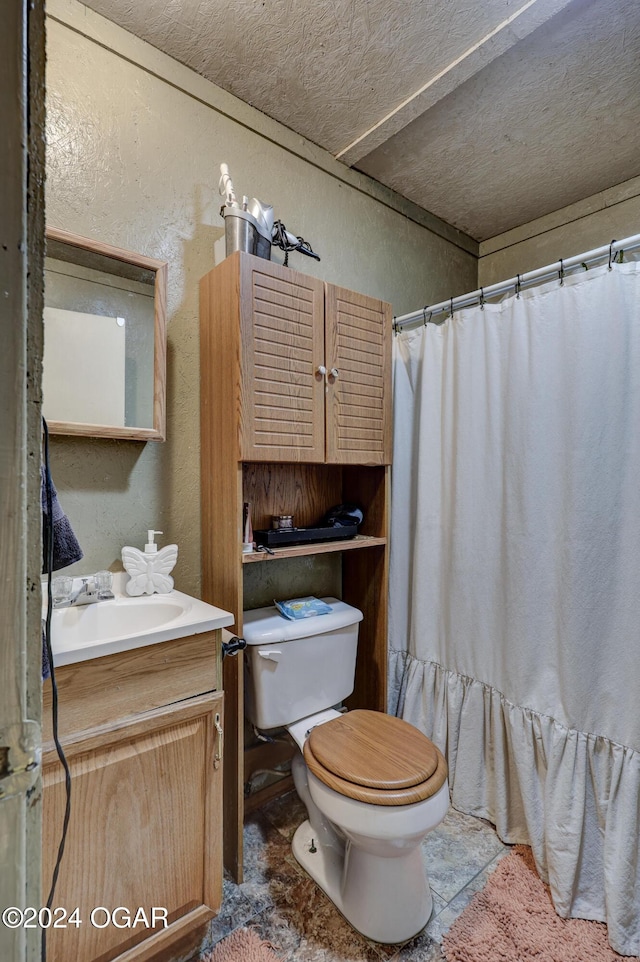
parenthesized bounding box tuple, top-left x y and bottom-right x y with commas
(95, 570, 114, 600)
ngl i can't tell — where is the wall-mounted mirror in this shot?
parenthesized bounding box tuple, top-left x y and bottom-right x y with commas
(43, 227, 168, 441)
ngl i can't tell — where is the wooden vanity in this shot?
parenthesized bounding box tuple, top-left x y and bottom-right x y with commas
(42, 627, 227, 962)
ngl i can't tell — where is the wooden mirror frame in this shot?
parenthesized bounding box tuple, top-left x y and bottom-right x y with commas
(44, 227, 168, 441)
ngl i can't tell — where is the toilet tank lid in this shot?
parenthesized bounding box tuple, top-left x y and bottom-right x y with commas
(242, 597, 363, 645)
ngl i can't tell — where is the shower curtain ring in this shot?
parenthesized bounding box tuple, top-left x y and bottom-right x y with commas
(393, 316, 399, 335)
(608, 239, 618, 270)
(479, 287, 485, 310)
(423, 306, 429, 327)
(515, 274, 521, 298)
(559, 259, 565, 286)
(450, 296, 454, 318)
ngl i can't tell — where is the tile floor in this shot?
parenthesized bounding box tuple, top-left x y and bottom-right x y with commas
(200, 791, 510, 961)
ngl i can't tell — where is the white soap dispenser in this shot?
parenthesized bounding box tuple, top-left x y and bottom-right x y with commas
(145, 529, 161, 554)
(121, 529, 178, 596)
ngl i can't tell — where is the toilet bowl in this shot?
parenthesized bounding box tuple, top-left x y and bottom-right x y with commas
(243, 599, 449, 944)
(287, 708, 449, 944)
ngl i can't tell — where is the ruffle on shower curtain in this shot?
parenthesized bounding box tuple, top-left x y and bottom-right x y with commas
(389, 262, 640, 957)
(389, 648, 640, 956)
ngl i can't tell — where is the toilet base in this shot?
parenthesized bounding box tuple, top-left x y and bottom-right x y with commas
(292, 819, 433, 945)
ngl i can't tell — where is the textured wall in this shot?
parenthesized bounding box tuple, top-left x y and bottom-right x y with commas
(46, 1, 477, 596)
(478, 178, 640, 284)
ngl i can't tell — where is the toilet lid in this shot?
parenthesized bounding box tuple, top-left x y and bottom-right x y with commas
(306, 709, 441, 791)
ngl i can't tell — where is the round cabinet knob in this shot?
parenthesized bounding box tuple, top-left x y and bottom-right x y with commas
(317, 365, 327, 376)
(330, 368, 339, 379)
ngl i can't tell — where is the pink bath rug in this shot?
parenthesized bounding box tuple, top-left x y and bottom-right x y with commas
(202, 927, 283, 962)
(442, 845, 636, 962)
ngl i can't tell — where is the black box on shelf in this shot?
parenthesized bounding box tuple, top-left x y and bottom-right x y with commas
(253, 524, 359, 548)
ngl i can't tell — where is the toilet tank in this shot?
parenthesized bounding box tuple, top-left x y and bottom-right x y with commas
(243, 597, 363, 730)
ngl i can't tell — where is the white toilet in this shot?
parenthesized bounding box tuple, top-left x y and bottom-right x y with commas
(243, 598, 449, 945)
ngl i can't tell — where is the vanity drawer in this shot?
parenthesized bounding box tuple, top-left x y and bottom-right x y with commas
(42, 629, 222, 743)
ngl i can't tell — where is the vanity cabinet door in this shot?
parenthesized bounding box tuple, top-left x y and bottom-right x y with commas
(324, 284, 392, 465)
(42, 692, 223, 962)
(239, 257, 326, 462)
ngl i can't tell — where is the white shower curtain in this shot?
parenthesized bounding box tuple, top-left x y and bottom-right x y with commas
(389, 261, 640, 956)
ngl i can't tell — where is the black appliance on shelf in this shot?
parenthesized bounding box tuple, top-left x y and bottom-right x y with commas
(253, 523, 359, 549)
(254, 503, 364, 549)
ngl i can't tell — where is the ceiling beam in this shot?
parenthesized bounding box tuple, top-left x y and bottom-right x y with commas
(336, 0, 576, 167)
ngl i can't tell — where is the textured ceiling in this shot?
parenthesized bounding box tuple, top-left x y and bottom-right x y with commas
(82, 0, 640, 241)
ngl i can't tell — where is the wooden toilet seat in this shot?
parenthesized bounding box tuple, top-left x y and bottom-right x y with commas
(303, 710, 448, 806)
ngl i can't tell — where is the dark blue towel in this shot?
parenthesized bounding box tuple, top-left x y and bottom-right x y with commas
(42, 627, 50, 682)
(41, 466, 84, 573)
(41, 466, 83, 679)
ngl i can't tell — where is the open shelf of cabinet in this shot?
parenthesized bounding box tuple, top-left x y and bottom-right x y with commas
(242, 533, 387, 563)
(200, 252, 392, 884)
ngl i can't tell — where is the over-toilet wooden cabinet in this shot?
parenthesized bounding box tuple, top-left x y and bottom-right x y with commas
(210, 252, 392, 465)
(200, 252, 392, 882)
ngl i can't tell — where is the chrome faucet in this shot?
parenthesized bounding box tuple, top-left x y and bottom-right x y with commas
(68, 577, 98, 606)
(52, 572, 115, 608)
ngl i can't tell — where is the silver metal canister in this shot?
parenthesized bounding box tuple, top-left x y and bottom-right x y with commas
(223, 207, 271, 260)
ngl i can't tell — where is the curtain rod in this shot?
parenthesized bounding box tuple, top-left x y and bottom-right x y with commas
(394, 232, 640, 334)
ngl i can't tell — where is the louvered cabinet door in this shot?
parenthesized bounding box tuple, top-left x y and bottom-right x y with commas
(325, 284, 392, 465)
(239, 258, 326, 461)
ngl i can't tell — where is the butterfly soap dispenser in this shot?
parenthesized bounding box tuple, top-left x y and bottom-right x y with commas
(121, 529, 178, 596)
